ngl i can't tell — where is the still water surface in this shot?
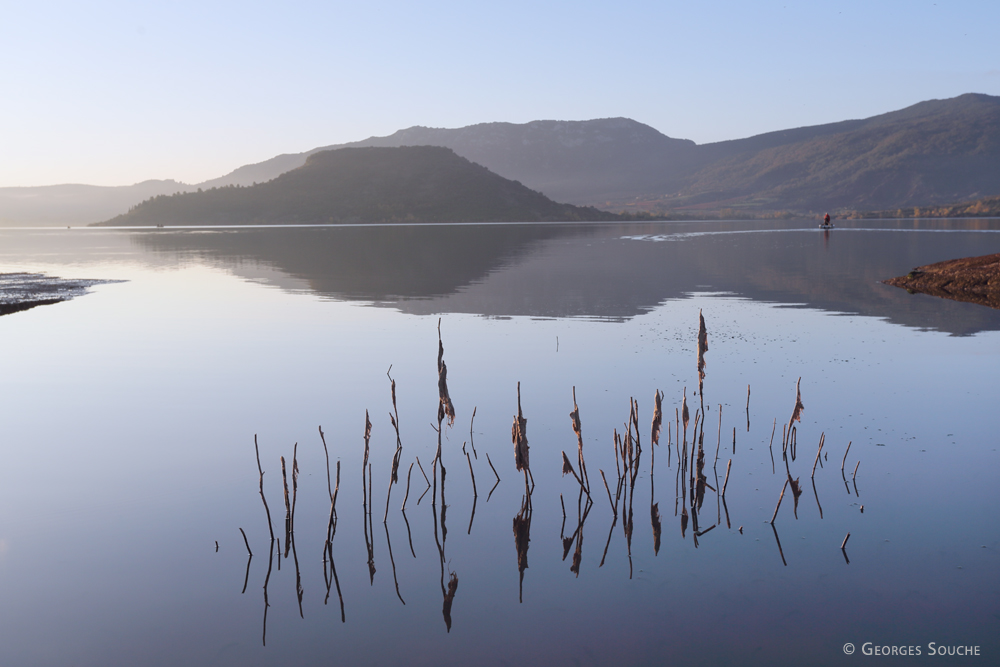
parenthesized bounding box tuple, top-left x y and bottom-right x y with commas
(0, 220, 998, 666)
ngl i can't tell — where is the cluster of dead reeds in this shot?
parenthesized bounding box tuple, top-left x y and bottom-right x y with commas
(236, 310, 865, 640)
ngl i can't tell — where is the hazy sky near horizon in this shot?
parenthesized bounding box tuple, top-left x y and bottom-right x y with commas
(2, 0, 997, 187)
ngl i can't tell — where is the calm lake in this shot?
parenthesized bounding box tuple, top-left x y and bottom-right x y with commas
(1, 219, 998, 666)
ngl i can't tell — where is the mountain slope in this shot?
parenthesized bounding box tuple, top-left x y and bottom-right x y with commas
(677, 93, 1000, 211)
(200, 118, 698, 205)
(201, 94, 1000, 214)
(0, 180, 191, 225)
(96, 146, 612, 226)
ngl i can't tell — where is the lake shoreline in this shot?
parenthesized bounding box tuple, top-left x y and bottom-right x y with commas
(883, 253, 1000, 309)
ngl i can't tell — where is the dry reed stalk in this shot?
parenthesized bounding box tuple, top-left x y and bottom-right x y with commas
(852, 460, 860, 480)
(325, 460, 341, 547)
(697, 309, 708, 385)
(442, 572, 459, 631)
(319, 426, 332, 500)
(469, 406, 478, 459)
(732, 427, 736, 455)
(746, 384, 751, 431)
(383, 523, 405, 606)
(437, 319, 456, 427)
(682, 389, 690, 446)
(811, 433, 825, 478)
(569, 387, 590, 491)
(811, 477, 823, 519)
(768, 418, 777, 473)
(613, 428, 621, 480)
(561, 451, 588, 495)
(485, 452, 500, 482)
(513, 502, 531, 603)
(642, 498, 658, 555)
(722, 459, 732, 496)
(401, 462, 414, 510)
(291, 443, 299, 530)
(280, 456, 291, 523)
(841, 532, 851, 549)
(599, 469, 616, 516)
(771, 524, 787, 567)
(784, 377, 804, 452)
(841, 441, 852, 472)
(631, 397, 641, 456)
(512, 382, 529, 475)
(254, 435, 275, 543)
(466, 450, 477, 497)
(282, 453, 292, 558)
(384, 371, 404, 522)
(239, 527, 252, 557)
(714, 404, 722, 466)
(416, 456, 431, 488)
(651, 389, 664, 446)
(675, 408, 680, 465)
(770, 478, 789, 524)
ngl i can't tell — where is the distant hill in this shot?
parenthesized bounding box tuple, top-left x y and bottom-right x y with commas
(200, 94, 1000, 215)
(95, 146, 613, 226)
(673, 94, 1000, 214)
(198, 118, 699, 206)
(7, 93, 1000, 224)
(0, 180, 191, 226)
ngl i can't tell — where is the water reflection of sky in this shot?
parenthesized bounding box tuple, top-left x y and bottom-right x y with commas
(0, 223, 997, 666)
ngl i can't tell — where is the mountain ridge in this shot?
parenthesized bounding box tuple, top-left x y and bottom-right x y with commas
(4, 93, 999, 224)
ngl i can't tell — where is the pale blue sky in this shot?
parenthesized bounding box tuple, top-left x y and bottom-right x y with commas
(1, 0, 997, 186)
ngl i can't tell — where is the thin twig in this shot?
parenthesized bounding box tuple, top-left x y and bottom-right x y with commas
(416, 456, 431, 488)
(239, 527, 253, 557)
(721, 459, 732, 497)
(600, 469, 616, 516)
(770, 478, 789, 525)
(466, 450, 477, 498)
(841, 532, 851, 549)
(811, 433, 825, 478)
(486, 452, 500, 482)
(401, 462, 414, 510)
(254, 435, 275, 543)
(841, 441, 852, 472)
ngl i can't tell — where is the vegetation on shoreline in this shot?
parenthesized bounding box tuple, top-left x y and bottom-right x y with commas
(845, 196, 1000, 220)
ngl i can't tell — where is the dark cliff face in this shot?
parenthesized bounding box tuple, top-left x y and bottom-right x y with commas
(98, 146, 613, 226)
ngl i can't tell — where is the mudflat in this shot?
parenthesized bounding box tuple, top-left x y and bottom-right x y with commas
(884, 253, 1000, 309)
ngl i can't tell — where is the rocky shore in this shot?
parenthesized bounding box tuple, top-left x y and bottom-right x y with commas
(883, 253, 1000, 309)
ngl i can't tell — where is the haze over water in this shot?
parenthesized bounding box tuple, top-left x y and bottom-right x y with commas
(0, 220, 998, 666)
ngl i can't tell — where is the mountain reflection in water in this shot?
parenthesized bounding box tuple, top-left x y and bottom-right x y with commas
(132, 220, 1000, 335)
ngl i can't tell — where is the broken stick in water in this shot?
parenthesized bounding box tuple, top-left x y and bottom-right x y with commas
(254, 435, 275, 543)
(466, 449, 477, 498)
(811, 433, 826, 478)
(600, 469, 617, 516)
(770, 478, 789, 524)
(239, 527, 252, 557)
